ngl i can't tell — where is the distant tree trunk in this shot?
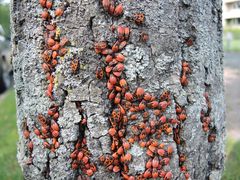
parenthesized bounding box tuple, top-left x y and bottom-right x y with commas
(11, 0, 225, 179)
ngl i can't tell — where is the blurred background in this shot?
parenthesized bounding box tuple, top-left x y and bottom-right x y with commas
(0, 0, 239, 179)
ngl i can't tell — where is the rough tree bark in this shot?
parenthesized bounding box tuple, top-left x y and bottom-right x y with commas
(11, 0, 225, 179)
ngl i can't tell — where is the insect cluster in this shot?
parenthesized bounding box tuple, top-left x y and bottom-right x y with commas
(70, 138, 97, 177)
(173, 104, 186, 145)
(21, 0, 213, 179)
(201, 92, 216, 143)
(101, 0, 124, 17)
(21, 1, 65, 164)
(33, 108, 60, 151)
(171, 104, 190, 179)
(180, 61, 191, 87)
(70, 102, 97, 177)
(36, 0, 67, 152)
(201, 92, 212, 132)
(23, 121, 34, 164)
(40, 6, 69, 100)
(40, 0, 97, 177)
(93, 1, 192, 179)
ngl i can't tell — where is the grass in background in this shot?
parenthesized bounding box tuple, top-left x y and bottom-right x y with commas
(222, 138, 240, 180)
(223, 28, 240, 52)
(0, 3, 10, 39)
(0, 89, 239, 179)
(223, 39, 240, 52)
(224, 28, 240, 39)
(0, 89, 23, 180)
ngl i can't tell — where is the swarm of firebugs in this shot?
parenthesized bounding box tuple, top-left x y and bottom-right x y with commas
(25, 0, 212, 179)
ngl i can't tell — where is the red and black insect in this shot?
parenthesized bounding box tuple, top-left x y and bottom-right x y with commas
(96, 66, 104, 79)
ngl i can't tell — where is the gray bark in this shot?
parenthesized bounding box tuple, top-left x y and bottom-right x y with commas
(11, 0, 225, 180)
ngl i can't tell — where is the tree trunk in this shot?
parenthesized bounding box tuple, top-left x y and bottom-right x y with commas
(11, 0, 225, 179)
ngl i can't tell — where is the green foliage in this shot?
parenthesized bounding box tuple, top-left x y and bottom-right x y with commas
(0, 4, 10, 38)
(0, 89, 23, 180)
(222, 138, 240, 180)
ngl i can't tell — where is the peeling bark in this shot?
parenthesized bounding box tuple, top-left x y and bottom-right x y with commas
(11, 0, 225, 179)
